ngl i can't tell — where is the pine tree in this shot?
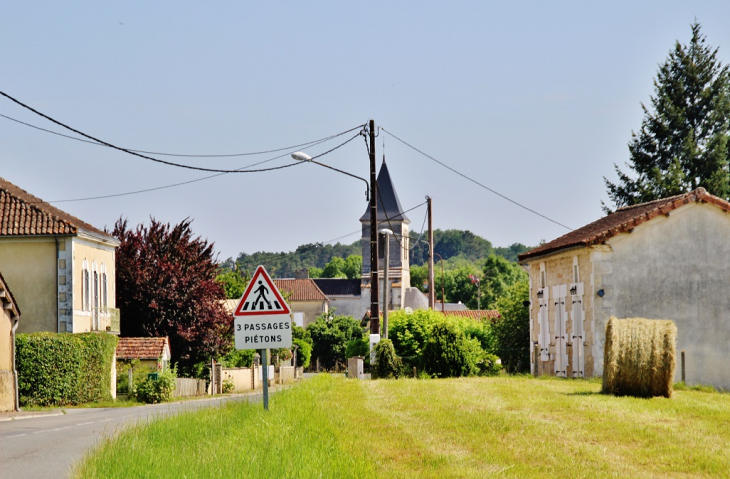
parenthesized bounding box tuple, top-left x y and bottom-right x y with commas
(604, 22, 730, 210)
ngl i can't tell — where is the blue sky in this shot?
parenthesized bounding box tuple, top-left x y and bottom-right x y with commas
(2, 2, 729, 260)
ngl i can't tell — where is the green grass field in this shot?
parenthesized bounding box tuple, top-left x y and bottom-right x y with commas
(73, 374, 730, 478)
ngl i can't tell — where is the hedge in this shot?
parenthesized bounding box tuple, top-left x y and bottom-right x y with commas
(16, 332, 119, 406)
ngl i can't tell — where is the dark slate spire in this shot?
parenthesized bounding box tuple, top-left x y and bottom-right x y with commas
(360, 160, 409, 223)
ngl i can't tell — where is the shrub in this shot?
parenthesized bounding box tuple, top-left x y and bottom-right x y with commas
(345, 335, 370, 360)
(219, 349, 256, 368)
(423, 322, 480, 378)
(372, 339, 402, 379)
(389, 309, 438, 367)
(307, 313, 364, 369)
(602, 317, 677, 398)
(493, 280, 530, 373)
(293, 338, 312, 369)
(133, 367, 177, 404)
(477, 352, 502, 376)
(16, 332, 118, 406)
(222, 376, 235, 394)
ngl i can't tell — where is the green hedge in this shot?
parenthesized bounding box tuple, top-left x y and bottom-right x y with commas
(16, 332, 119, 406)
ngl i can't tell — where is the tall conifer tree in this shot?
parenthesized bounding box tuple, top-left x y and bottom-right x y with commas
(605, 22, 730, 210)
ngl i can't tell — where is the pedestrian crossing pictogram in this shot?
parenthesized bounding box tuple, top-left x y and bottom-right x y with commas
(234, 265, 291, 317)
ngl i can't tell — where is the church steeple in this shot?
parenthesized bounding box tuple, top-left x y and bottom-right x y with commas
(360, 161, 411, 305)
(359, 161, 409, 223)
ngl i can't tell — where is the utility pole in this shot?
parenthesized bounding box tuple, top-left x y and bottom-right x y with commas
(427, 196, 435, 309)
(369, 119, 380, 335)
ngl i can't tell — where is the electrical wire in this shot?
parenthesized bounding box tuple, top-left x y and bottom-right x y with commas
(0, 89, 365, 173)
(0, 112, 364, 158)
(381, 127, 573, 231)
(42, 132, 358, 203)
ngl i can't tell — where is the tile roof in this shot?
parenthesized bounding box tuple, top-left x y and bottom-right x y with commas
(518, 188, 729, 262)
(312, 278, 362, 297)
(273, 279, 328, 302)
(0, 176, 115, 240)
(116, 337, 170, 360)
(442, 310, 501, 320)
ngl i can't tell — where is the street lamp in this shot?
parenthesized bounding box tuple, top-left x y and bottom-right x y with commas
(291, 152, 370, 201)
(379, 228, 393, 339)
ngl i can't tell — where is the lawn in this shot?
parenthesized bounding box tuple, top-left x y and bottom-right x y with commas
(73, 374, 730, 478)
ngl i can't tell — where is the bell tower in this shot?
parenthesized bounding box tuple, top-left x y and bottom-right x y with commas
(360, 160, 410, 310)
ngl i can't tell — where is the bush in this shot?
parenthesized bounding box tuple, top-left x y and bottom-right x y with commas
(307, 313, 364, 369)
(493, 280, 530, 373)
(423, 323, 480, 378)
(293, 338, 312, 369)
(16, 332, 118, 406)
(602, 317, 677, 398)
(372, 339, 402, 379)
(477, 352, 502, 376)
(222, 376, 235, 394)
(345, 335, 370, 360)
(219, 349, 256, 368)
(133, 367, 177, 404)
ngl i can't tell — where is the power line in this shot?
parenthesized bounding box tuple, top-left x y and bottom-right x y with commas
(0, 89, 365, 173)
(381, 127, 573, 231)
(0, 111, 364, 158)
(41, 133, 358, 204)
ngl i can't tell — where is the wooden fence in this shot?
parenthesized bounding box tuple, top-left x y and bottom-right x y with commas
(173, 378, 207, 398)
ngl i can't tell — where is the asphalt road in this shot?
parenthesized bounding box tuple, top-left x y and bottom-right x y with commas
(0, 393, 264, 479)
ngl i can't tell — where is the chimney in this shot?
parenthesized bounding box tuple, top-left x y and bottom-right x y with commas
(294, 269, 309, 280)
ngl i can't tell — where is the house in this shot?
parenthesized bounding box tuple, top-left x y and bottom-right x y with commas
(273, 278, 329, 328)
(116, 337, 172, 370)
(518, 187, 730, 390)
(0, 177, 120, 334)
(0, 271, 21, 412)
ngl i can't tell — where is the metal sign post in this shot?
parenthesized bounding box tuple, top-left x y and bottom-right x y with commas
(261, 348, 269, 410)
(233, 265, 292, 411)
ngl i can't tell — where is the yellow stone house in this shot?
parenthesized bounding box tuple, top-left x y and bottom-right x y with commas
(0, 177, 120, 334)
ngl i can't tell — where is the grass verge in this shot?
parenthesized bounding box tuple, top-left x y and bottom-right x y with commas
(74, 374, 730, 478)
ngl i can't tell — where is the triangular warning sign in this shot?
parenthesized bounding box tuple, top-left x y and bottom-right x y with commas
(234, 265, 291, 316)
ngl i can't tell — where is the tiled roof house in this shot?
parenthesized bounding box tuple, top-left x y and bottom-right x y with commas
(518, 188, 730, 389)
(0, 177, 120, 334)
(116, 337, 172, 369)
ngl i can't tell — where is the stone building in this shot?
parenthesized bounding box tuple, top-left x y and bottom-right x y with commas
(518, 188, 730, 390)
(0, 177, 120, 334)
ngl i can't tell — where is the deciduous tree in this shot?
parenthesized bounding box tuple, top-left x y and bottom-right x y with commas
(113, 217, 232, 376)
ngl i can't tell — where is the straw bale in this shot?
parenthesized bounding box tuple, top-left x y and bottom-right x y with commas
(602, 317, 677, 398)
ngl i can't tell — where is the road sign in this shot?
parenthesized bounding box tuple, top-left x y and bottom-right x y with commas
(234, 265, 292, 350)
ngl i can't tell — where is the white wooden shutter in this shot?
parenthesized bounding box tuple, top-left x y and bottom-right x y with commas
(553, 284, 568, 378)
(570, 282, 584, 377)
(537, 287, 550, 361)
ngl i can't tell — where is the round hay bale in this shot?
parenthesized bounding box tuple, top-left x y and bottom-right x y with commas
(602, 317, 677, 398)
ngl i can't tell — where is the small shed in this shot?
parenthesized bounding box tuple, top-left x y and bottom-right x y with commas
(116, 337, 172, 371)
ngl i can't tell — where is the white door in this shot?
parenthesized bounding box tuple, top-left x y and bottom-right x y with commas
(553, 284, 568, 378)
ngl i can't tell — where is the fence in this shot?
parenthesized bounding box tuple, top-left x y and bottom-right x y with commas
(173, 378, 207, 398)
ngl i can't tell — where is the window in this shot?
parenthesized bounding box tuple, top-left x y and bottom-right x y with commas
(83, 269, 90, 311)
(573, 257, 580, 283)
